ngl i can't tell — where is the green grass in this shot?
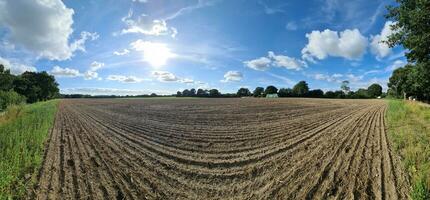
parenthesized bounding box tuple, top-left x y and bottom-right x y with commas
(386, 100, 430, 199)
(0, 100, 59, 199)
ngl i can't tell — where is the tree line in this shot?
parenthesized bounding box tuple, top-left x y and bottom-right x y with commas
(385, 0, 430, 102)
(177, 80, 383, 99)
(0, 64, 59, 110)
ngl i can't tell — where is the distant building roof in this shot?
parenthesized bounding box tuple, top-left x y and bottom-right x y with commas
(266, 94, 278, 98)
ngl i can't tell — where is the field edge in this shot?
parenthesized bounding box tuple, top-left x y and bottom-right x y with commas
(386, 99, 430, 199)
(0, 100, 59, 199)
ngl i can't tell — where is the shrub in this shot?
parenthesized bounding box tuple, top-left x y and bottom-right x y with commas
(0, 91, 26, 111)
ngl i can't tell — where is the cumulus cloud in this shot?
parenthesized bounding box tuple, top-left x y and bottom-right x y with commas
(121, 10, 177, 38)
(301, 29, 368, 61)
(0, 56, 36, 75)
(0, 0, 98, 60)
(89, 61, 104, 71)
(221, 71, 243, 82)
(50, 66, 81, 77)
(244, 51, 305, 71)
(82, 61, 104, 80)
(107, 75, 142, 83)
(152, 71, 197, 84)
(152, 71, 179, 82)
(370, 21, 396, 59)
(244, 56, 271, 71)
(113, 49, 130, 56)
(268, 51, 306, 70)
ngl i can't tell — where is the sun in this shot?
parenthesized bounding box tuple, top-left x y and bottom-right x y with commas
(137, 41, 175, 67)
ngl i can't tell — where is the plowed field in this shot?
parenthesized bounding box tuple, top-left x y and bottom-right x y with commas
(30, 98, 409, 199)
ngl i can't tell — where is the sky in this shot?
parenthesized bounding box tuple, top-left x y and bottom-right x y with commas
(0, 0, 407, 95)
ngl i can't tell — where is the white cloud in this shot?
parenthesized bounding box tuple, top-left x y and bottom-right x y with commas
(132, 0, 148, 3)
(370, 21, 396, 59)
(244, 56, 271, 71)
(121, 10, 176, 38)
(268, 51, 306, 70)
(89, 61, 104, 71)
(151, 71, 197, 84)
(385, 60, 406, 72)
(81, 61, 104, 80)
(0, 0, 97, 60)
(113, 49, 130, 56)
(244, 51, 305, 71)
(152, 71, 179, 82)
(286, 21, 298, 30)
(301, 29, 368, 61)
(221, 71, 243, 82)
(84, 71, 99, 80)
(61, 87, 174, 96)
(50, 66, 81, 77)
(107, 75, 142, 83)
(0, 56, 36, 75)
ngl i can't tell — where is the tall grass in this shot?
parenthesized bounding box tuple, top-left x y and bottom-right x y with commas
(386, 100, 430, 199)
(0, 100, 58, 199)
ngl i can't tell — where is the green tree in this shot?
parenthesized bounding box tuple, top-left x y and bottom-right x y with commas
(237, 88, 251, 97)
(355, 89, 370, 98)
(253, 87, 264, 97)
(307, 89, 324, 98)
(264, 85, 278, 95)
(387, 65, 414, 99)
(0, 64, 15, 91)
(340, 80, 350, 94)
(190, 88, 196, 96)
(209, 89, 220, 97)
(386, 0, 430, 63)
(367, 83, 383, 97)
(292, 81, 309, 97)
(176, 91, 182, 97)
(278, 88, 293, 97)
(324, 91, 336, 98)
(197, 88, 208, 97)
(13, 72, 59, 103)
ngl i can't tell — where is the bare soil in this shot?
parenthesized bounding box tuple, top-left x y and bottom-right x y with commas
(29, 98, 410, 199)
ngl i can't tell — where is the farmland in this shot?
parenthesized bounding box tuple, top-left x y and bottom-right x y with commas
(30, 98, 409, 199)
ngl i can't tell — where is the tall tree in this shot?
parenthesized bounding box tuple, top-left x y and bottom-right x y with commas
(367, 83, 383, 97)
(340, 80, 350, 94)
(278, 88, 293, 97)
(386, 0, 430, 63)
(13, 71, 59, 103)
(292, 81, 309, 97)
(0, 64, 15, 91)
(253, 87, 264, 97)
(209, 89, 220, 97)
(237, 88, 251, 97)
(264, 85, 278, 95)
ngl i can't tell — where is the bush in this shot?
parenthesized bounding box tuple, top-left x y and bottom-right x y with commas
(0, 91, 26, 111)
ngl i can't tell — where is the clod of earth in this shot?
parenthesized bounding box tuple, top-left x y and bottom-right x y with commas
(30, 98, 409, 199)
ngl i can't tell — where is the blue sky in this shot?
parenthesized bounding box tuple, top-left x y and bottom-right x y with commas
(0, 0, 407, 95)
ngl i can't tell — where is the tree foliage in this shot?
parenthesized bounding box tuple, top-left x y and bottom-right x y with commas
(253, 87, 264, 97)
(237, 88, 251, 97)
(0, 64, 59, 104)
(367, 83, 383, 98)
(292, 81, 309, 96)
(264, 85, 278, 95)
(386, 0, 430, 101)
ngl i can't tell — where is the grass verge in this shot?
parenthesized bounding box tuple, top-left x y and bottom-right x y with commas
(386, 100, 430, 199)
(0, 100, 59, 199)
